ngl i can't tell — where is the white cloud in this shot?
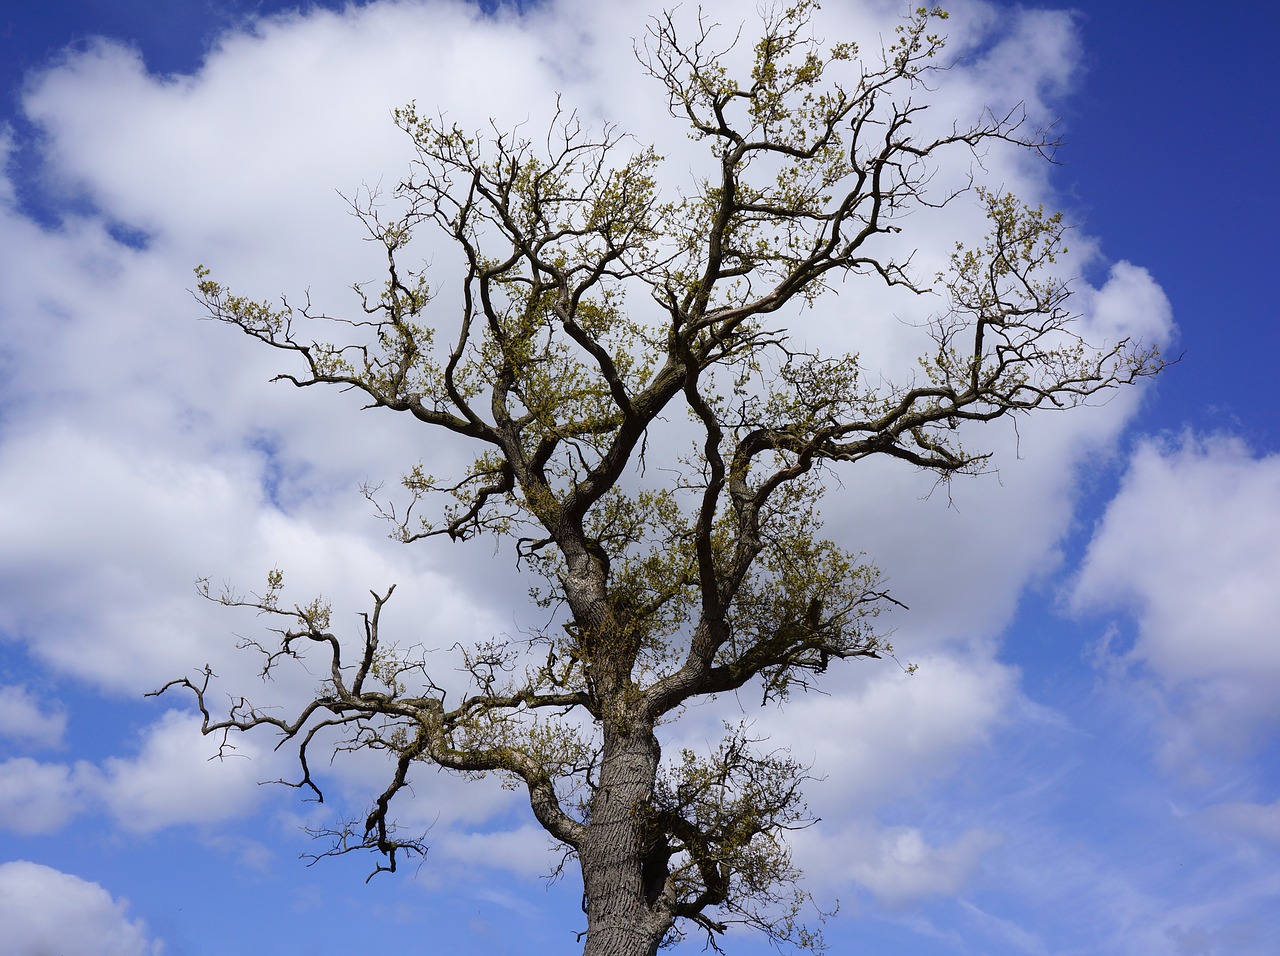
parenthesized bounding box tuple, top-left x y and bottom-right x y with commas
(0, 756, 96, 834)
(1207, 798, 1280, 845)
(0, 420, 504, 698)
(0, 861, 162, 956)
(435, 824, 561, 878)
(710, 654, 1019, 904)
(0, 129, 16, 207)
(99, 709, 276, 832)
(845, 825, 1002, 905)
(21, 1, 576, 266)
(1081, 260, 1177, 346)
(769, 654, 1017, 810)
(0, 683, 67, 749)
(1072, 434, 1280, 769)
(1074, 434, 1280, 682)
(0, 709, 282, 836)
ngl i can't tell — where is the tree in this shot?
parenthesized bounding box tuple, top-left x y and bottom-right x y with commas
(154, 4, 1163, 955)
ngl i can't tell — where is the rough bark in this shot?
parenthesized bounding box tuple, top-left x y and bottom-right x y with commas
(579, 720, 670, 956)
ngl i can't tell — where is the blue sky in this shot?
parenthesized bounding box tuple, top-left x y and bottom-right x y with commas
(0, 2, 1276, 955)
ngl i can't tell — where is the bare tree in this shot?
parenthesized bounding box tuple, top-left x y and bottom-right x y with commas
(154, 5, 1163, 955)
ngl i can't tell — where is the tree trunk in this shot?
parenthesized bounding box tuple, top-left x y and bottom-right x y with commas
(579, 718, 671, 956)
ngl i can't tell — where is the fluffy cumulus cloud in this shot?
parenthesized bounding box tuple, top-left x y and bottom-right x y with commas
(846, 826, 1002, 906)
(0, 710, 284, 836)
(435, 823, 563, 878)
(0, 756, 95, 834)
(1061, 433, 1280, 953)
(769, 654, 1018, 809)
(765, 654, 1016, 902)
(0, 861, 162, 956)
(1072, 434, 1280, 770)
(0, 0, 1184, 942)
(0, 684, 67, 749)
(99, 709, 282, 832)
